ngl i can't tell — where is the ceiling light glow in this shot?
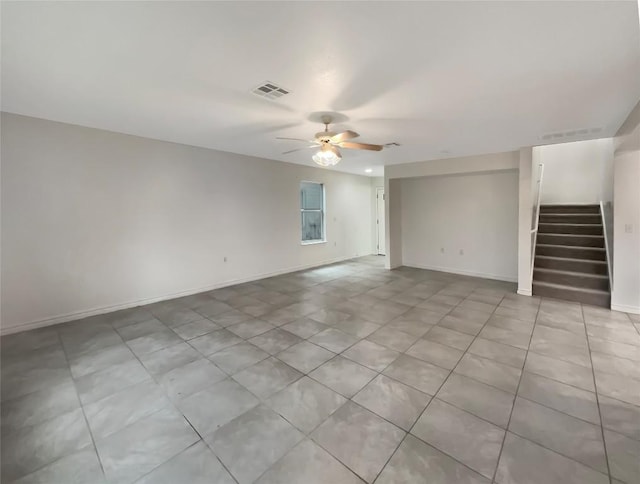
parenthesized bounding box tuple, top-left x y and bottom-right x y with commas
(312, 144, 341, 167)
(365, 168, 373, 173)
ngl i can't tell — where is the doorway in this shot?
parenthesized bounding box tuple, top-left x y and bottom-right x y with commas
(376, 187, 386, 255)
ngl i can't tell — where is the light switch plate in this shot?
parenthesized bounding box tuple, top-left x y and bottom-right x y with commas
(625, 224, 633, 234)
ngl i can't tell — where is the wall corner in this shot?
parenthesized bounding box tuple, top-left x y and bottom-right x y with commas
(517, 147, 534, 296)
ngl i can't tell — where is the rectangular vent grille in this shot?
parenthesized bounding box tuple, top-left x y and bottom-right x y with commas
(540, 127, 602, 141)
(252, 81, 290, 100)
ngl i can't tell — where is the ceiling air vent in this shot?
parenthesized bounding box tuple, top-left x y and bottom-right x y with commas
(252, 81, 290, 100)
(539, 127, 603, 142)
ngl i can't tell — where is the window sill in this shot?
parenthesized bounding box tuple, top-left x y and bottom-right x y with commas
(301, 240, 327, 246)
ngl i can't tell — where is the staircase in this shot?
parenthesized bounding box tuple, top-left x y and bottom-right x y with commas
(532, 204, 610, 308)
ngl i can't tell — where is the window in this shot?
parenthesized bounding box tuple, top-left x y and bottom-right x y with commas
(300, 181, 325, 243)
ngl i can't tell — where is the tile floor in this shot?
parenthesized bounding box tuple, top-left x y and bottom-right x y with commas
(1, 256, 639, 484)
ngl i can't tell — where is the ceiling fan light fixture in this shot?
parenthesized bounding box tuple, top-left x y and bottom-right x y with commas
(278, 115, 383, 166)
(312, 144, 341, 167)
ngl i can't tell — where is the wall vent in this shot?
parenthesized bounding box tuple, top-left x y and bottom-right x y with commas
(539, 127, 603, 142)
(251, 81, 290, 100)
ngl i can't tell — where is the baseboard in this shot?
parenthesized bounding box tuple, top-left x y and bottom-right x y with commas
(1, 254, 357, 336)
(517, 288, 533, 296)
(611, 303, 640, 315)
(402, 262, 517, 283)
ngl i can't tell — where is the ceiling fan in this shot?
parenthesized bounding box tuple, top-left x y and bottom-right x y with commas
(277, 115, 383, 167)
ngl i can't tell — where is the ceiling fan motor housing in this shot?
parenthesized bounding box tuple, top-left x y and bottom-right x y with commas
(278, 114, 383, 158)
(315, 131, 335, 143)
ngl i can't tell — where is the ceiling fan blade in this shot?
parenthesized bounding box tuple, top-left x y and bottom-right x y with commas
(338, 141, 384, 151)
(282, 146, 317, 155)
(330, 130, 359, 143)
(276, 137, 315, 143)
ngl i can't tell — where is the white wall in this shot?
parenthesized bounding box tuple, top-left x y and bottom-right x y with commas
(1, 113, 373, 333)
(518, 147, 533, 295)
(534, 138, 614, 204)
(612, 101, 640, 314)
(399, 170, 519, 282)
(385, 151, 519, 179)
(384, 150, 519, 273)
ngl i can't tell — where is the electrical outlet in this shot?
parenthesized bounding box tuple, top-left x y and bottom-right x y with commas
(459, 249, 464, 255)
(625, 224, 633, 234)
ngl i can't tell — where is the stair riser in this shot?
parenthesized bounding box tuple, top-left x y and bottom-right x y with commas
(539, 215, 602, 224)
(540, 205, 600, 214)
(537, 234, 604, 247)
(532, 283, 610, 308)
(536, 245, 606, 260)
(539, 224, 603, 235)
(534, 257, 607, 275)
(534, 270, 609, 291)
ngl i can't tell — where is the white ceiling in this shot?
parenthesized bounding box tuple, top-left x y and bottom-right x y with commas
(2, 1, 639, 176)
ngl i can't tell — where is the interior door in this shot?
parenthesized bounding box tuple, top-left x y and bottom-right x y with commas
(376, 187, 386, 255)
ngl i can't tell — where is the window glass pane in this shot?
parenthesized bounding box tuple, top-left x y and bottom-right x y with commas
(301, 182, 323, 210)
(302, 211, 323, 241)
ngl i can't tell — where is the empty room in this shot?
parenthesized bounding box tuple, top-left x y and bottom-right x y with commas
(1, 2, 640, 484)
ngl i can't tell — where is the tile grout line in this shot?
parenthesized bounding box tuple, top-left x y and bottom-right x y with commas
(54, 329, 109, 480)
(110, 316, 246, 484)
(142, 284, 628, 480)
(376, 284, 514, 482)
(9, 259, 635, 484)
(369, 432, 412, 484)
(1, 333, 107, 482)
(490, 294, 541, 483)
(581, 304, 614, 484)
(99, 312, 246, 482)
(143, 310, 322, 484)
(375, 284, 508, 483)
(285, 278, 478, 483)
(393, 292, 631, 430)
(133, 440, 241, 484)
(442, 289, 524, 483)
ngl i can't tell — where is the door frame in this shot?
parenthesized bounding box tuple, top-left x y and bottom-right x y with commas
(376, 187, 385, 255)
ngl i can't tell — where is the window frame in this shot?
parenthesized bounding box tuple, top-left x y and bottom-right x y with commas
(300, 181, 326, 245)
